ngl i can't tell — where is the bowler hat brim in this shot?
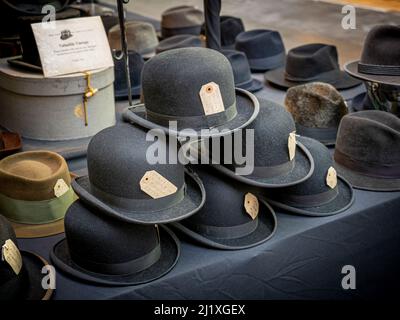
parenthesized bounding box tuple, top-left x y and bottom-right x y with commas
(50, 224, 180, 286)
(344, 60, 400, 86)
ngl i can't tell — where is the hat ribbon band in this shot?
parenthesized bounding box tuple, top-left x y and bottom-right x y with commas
(145, 103, 237, 131)
(285, 69, 339, 83)
(0, 187, 77, 224)
(71, 241, 162, 276)
(161, 25, 201, 38)
(273, 186, 339, 208)
(296, 124, 338, 142)
(185, 218, 259, 240)
(247, 159, 295, 179)
(358, 63, 400, 76)
(248, 51, 285, 68)
(334, 149, 400, 179)
(90, 182, 186, 213)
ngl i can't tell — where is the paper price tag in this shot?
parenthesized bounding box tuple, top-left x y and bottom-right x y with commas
(54, 179, 69, 198)
(140, 171, 178, 199)
(244, 193, 259, 220)
(288, 131, 296, 161)
(326, 166, 337, 189)
(1, 239, 22, 275)
(199, 82, 225, 115)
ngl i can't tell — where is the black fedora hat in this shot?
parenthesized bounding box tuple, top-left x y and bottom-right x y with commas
(264, 137, 354, 216)
(285, 82, 348, 146)
(190, 98, 314, 188)
(0, 0, 69, 15)
(156, 34, 203, 54)
(265, 43, 362, 90)
(334, 110, 400, 191)
(0, 215, 53, 300)
(113, 50, 144, 99)
(222, 49, 263, 93)
(235, 29, 286, 72)
(171, 165, 277, 250)
(122, 47, 260, 138)
(50, 200, 179, 286)
(72, 123, 206, 224)
(345, 25, 400, 86)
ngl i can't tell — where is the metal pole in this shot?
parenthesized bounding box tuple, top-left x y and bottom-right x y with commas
(204, 0, 221, 51)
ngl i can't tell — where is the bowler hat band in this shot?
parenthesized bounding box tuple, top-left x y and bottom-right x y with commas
(143, 102, 237, 130)
(285, 69, 339, 83)
(90, 182, 186, 212)
(0, 187, 76, 224)
(274, 187, 339, 208)
(296, 124, 338, 141)
(185, 218, 258, 239)
(357, 63, 400, 76)
(70, 240, 162, 276)
(248, 52, 285, 68)
(335, 149, 400, 179)
(230, 159, 295, 179)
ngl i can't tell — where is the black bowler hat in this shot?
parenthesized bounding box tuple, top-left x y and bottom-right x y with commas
(0, 215, 53, 300)
(72, 123, 206, 224)
(172, 166, 277, 250)
(201, 16, 245, 49)
(50, 200, 179, 286)
(265, 43, 362, 90)
(264, 137, 354, 216)
(235, 29, 286, 72)
(113, 50, 144, 99)
(345, 25, 400, 86)
(334, 110, 400, 191)
(222, 49, 263, 93)
(156, 34, 203, 54)
(122, 47, 260, 138)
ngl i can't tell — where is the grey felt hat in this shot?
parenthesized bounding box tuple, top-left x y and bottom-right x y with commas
(156, 34, 203, 54)
(264, 136, 354, 216)
(72, 123, 206, 224)
(50, 200, 179, 286)
(171, 165, 277, 250)
(161, 5, 204, 39)
(122, 47, 260, 138)
(285, 82, 348, 146)
(333, 110, 400, 191)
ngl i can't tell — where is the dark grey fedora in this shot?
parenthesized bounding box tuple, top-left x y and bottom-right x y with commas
(334, 110, 400, 191)
(156, 34, 203, 54)
(50, 200, 179, 286)
(265, 43, 362, 90)
(72, 123, 206, 224)
(0, 215, 53, 300)
(344, 25, 400, 86)
(161, 5, 203, 39)
(222, 49, 263, 93)
(264, 137, 354, 216)
(285, 82, 348, 146)
(235, 29, 286, 72)
(171, 165, 277, 250)
(190, 98, 314, 188)
(122, 47, 260, 138)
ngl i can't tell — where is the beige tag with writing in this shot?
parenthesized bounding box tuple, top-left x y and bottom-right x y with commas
(54, 179, 69, 198)
(199, 82, 225, 115)
(2, 239, 22, 275)
(140, 170, 178, 199)
(244, 193, 259, 220)
(288, 131, 296, 161)
(326, 166, 337, 189)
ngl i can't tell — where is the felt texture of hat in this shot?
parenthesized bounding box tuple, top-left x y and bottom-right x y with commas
(0, 215, 53, 300)
(265, 43, 362, 90)
(50, 200, 180, 286)
(101, 16, 119, 35)
(333, 110, 400, 191)
(108, 21, 159, 59)
(122, 47, 260, 138)
(171, 165, 277, 250)
(113, 50, 144, 99)
(285, 82, 348, 146)
(344, 25, 400, 86)
(161, 5, 203, 39)
(222, 50, 263, 93)
(235, 29, 286, 72)
(0, 132, 21, 160)
(70, 3, 114, 17)
(264, 137, 354, 216)
(1, 0, 69, 15)
(156, 34, 203, 54)
(72, 123, 205, 224)
(348, 91, 373, 112)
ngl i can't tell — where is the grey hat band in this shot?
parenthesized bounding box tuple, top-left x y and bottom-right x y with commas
(162, 25, 201, 38)
(144, 103, 237, 130)
(239, 159, 295, 179)
(296, 123, 338, 142)
(248, 51, 285, 68)
(276, 187, 339, 208)
(358, 63, 400, 76)
(90, 182, 186, 213)
(185, 218, 258, 239)
(71, 241, 161, 276)
(285, 68, 339, 83)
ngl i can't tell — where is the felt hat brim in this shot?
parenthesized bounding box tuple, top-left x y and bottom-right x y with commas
(264, 176, 354, 216)
(50, 225, 179, 286)
(7, 57, 42, 72)
(344, 60, 400, 86)
(264, 67, 362, 90)
(122, 88, 260, 138)
(333, 160, 400, 192)
(171, 198, 277, 250)
(114, 85, 141, 100)
(72, 168, 206, 224)
(237, 78, 264, 93)
(295, 126, 337, 147)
